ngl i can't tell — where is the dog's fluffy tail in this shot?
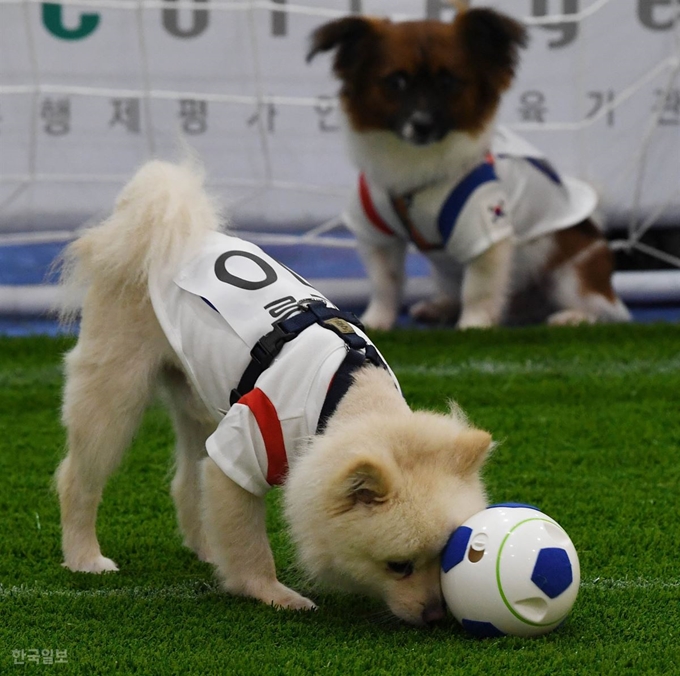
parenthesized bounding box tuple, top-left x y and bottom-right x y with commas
(59, 160, 222, 321)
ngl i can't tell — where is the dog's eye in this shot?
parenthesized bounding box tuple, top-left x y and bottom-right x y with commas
(387, 560, 415, 577)
(383, 71, 410, 93)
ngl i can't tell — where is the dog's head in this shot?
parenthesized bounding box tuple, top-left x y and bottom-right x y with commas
(284, 370, 494, 625)
(308, 8, 527, 146)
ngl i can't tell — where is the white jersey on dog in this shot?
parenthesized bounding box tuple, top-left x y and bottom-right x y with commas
(344, 125, 597, 263)
(149, 232, 395, 496)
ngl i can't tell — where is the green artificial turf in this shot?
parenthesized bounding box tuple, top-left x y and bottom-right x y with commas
(1, 325, 679, 675)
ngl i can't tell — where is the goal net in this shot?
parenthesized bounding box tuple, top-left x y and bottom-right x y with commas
(1, 0, 679, 310)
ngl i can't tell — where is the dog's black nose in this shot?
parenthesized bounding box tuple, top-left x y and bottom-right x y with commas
(409, 111, 435, 144)
(421, 599, 446, 625)
(399, 110, 444, 145)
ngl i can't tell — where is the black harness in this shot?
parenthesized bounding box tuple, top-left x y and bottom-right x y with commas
(229, 301, 385, 433)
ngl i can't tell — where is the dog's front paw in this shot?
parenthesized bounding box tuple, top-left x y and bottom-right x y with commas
(456, 309, 495, 330)
(63, 555, 119, 574)
(361, 304, 397, 331)
(547, 309, 595, 326)
(269, 586, 318, 612)
(195, 546, 213, 564)
(244, 580, 317, 612)
(409, 297, 459, 324)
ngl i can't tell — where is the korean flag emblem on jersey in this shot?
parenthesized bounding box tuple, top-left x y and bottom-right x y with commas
(438, 161, 513, 264)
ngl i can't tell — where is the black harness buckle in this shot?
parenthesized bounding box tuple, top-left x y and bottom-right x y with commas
(229, 301, 382, 408)
(249, 322, 296, 370)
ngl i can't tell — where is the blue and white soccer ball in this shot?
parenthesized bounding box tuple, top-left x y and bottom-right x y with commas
(441, 504, 580, 638)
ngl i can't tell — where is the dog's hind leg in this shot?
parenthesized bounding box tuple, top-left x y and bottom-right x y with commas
(547, 228, 631, 325)
(56, 301, 164, 573)
(200, 457, 317, 611)
(160, 368, 215, 563)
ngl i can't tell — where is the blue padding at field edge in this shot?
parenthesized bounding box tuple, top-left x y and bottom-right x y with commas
(264, 244, 429, 279)
(0, 316, 76, 336)
(0, 241, 431, 287)
(0, 243, 67, 285)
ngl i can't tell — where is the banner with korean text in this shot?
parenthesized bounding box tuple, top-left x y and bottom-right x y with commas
(0, 0, 678, 233)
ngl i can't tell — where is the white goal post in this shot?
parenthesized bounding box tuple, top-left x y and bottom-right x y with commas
(0, 0, 679, 310)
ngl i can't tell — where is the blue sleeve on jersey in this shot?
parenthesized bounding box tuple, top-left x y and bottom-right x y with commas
(438, 161, 498, 243)
(525, 157, 563, 186)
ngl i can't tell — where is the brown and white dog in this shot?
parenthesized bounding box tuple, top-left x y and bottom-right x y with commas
(308, 7, 631, 329)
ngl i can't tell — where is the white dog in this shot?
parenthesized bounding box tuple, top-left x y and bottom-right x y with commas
(55, 160, 495, 625)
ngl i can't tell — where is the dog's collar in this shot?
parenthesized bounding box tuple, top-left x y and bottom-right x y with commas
(386, 151, 495, 203)
(387, 178, 438, 205)
(378, 152, 498, 252)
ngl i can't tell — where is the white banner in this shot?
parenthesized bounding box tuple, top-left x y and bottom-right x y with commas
(0, 0, 678, 234)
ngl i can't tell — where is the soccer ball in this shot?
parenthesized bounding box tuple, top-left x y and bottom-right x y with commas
(440, 503, 580, 637)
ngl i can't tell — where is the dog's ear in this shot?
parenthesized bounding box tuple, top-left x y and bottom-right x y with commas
(343, 460, 393, 506)
(454, 8, 529, 90)
(452, 428, 494, 475)
(307, 16, 380, 77)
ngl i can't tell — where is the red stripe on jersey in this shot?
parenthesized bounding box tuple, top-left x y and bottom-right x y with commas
(239, 388, 288, 486)
(359, 173, 396, 237)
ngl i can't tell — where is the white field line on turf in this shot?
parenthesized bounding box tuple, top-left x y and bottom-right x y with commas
(1, 578, 679, 600)
(0, 581, 221, 600)
(581, 578, 680, 590)
(393, 356, 680, 379)
(4, 357, 679, 383)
